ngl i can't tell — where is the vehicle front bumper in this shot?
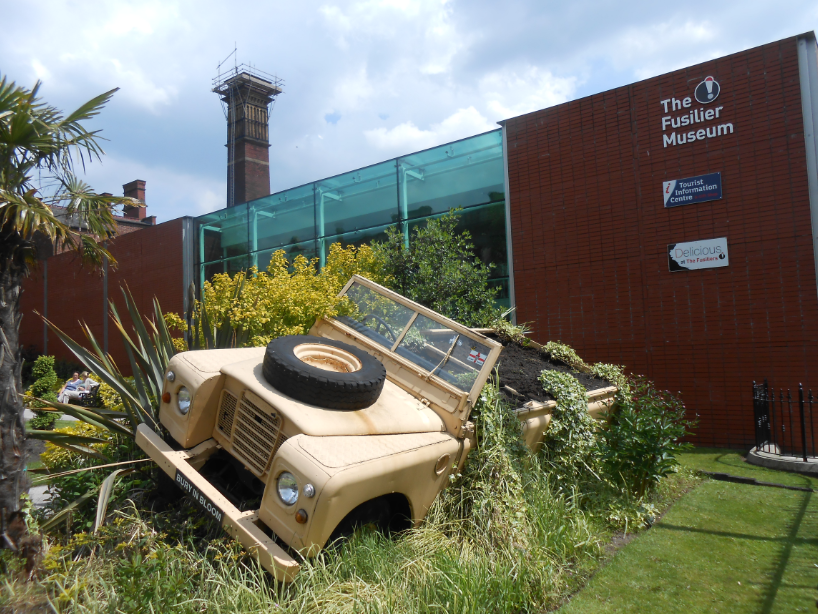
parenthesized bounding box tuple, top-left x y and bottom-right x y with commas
(135, 423, 300, 582)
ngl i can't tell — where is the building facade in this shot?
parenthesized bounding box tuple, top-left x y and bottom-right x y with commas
(19, 33, 817, 449)
(198, 32, 818, 448)
(196, 129, 511, 306)
(503, 32, 818, 447)
(19, 182, 195, 371)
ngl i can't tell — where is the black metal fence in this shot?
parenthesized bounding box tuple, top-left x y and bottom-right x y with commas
(753, 380, 817, 461)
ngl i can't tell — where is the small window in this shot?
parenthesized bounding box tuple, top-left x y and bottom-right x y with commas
(338, 283, 415, 349)
(396, 314, 491, 391)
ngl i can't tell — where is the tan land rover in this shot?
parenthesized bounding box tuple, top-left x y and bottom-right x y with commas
(136, 275, 503, 582)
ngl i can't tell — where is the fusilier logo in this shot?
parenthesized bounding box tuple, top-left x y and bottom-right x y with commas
(694, 76, 720, 104)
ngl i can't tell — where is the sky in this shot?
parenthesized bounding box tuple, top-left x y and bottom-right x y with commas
(2, 0, 817, 222)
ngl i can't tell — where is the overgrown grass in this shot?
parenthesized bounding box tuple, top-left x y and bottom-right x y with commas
(2, 384, 696, 613)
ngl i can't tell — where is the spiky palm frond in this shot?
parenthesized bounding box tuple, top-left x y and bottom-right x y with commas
(0, 75, 136, 272)
(35, 286, 178, 444)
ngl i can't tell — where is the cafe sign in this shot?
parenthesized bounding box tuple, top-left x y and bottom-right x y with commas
(668, 237, 729, 272)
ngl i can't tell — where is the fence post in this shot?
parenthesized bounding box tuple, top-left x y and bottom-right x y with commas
(799, 385, 808, 462)
(779, 389, 786, 454)
(810, 389, 815, 459)
(767, 379, 775, 453)
(753, 381, 760, 449)
(787, 389, 795, 455)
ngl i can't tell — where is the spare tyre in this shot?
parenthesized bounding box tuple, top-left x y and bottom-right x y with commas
(262, 335, 387, 410)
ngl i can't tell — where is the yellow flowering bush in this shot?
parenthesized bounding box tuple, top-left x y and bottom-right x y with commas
(41, 423, 115, 472)
(169, 243, 387, 348)
(96, 379, 123, 411)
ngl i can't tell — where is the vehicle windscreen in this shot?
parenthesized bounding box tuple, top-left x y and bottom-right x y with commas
(337, 282, 492, 392)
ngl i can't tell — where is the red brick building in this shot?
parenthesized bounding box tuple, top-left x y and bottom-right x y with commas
(18, 182, 195, 372)
(502, 32, 818, 447)
(19, 33, 818, 450)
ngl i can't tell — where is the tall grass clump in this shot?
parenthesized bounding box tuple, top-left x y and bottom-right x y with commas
(277, 378, 608, 612)
(6, 380, 611, 614)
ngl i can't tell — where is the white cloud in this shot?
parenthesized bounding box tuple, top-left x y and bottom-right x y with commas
(80, 154, 226, 219)
(364, 106, 494, 151)
(3, 0, 817, 222)
(30, 59, 52, 82)
(605, 20, 722, 80)
(481, 67, 578, 119)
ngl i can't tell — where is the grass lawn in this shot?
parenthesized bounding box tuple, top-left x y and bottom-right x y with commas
(561, 449, 818, 613)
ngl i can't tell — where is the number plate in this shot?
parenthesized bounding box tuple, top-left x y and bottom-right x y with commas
(174, 468, 224, 525)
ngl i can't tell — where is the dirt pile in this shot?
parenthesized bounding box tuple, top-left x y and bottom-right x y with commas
(488, 334, 612, 405)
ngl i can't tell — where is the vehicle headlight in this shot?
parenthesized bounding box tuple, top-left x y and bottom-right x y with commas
(177, 387, 191, 415)
(277, 472, 299, 506)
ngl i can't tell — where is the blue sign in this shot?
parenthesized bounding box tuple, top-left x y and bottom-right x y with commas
(663, 172, 722, 208)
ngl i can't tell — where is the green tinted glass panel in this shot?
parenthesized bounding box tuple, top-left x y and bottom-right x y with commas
(398, 130, 503, 220)
(250, 184, 315, 252)
(406, 201, 507, 278)
(201, 254, 250, 286)
(254, 241, 318, 272)
(397, 314, 491, 391)
(198, 204, 249, 263)
(338, 282, 415, 349)
(320, 223, 395, 257)
(316, 161, 399, 238)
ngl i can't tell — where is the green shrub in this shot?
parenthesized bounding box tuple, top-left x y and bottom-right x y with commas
(167, 243, 387, 348)
(538, 370, 600, 481)
(489, 309, 531, 346)
(28, 393, 59, 430)
(543, 341, 590, 373)
(375, 209, 500, 327)
(590, 362, 629, 393)
(597, 377, 695, 497)
(40, 423, 143, 531)
(28, 355, 58, 397)
(26, 355, 60, 429)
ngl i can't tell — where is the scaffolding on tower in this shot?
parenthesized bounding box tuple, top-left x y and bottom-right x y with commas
(213, 55, 284, 208)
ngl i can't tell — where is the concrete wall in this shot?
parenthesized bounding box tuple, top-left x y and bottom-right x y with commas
(505, 35, 818, 448)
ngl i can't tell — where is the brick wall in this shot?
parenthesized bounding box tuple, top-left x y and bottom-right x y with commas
(19, 218, 187, 374)
(233, 140, 271, 205)
(505, 36, 818, 447)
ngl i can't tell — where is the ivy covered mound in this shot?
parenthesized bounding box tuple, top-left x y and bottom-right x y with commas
(487, 333, 613, 404)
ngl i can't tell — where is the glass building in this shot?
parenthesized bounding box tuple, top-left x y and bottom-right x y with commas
(196, 128, 510, 307)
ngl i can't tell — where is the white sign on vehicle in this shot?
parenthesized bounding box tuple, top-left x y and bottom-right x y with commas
(667, 237, 729, 272)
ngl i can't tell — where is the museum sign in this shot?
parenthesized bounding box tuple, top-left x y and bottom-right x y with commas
(660, 77, 734, 148)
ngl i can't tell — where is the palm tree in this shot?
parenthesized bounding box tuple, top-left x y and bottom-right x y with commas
(0, 76, 131, 516)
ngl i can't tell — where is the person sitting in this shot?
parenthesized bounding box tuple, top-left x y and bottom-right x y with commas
(57, 372, 82, 404)
(79, 371, 97, 391)
(77, 371, 99, 404)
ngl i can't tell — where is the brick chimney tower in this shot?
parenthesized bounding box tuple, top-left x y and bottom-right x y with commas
(122, 179, 146, 219)
(213, 65, 283, 207)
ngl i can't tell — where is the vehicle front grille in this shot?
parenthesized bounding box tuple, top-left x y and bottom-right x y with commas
(231, 392, 283, 476)
(217, 390, 238, 436)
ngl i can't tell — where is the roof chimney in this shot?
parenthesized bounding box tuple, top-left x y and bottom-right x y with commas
(122, 179, 147, 220)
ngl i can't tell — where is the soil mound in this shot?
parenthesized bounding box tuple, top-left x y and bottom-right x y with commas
(488, 334, 612, 405)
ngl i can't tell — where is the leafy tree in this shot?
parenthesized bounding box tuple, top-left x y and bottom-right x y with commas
(0, 76, 129, 514)
(374, 210, 500, 327)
